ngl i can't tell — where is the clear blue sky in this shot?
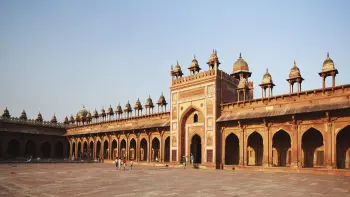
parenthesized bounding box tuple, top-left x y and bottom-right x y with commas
(1, 0, 350, 122)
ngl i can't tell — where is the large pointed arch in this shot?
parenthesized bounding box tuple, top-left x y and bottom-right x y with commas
(225, 133, 239, 165)
(247, 131, 263, 166)
(302, 127, 324, 168)
(272, 130, 291, 167)
(336, 125, 350, 169)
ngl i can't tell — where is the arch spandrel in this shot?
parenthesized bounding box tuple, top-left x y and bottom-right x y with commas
(179, 105, 205, 124)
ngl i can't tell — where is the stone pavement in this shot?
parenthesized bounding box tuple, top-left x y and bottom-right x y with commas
(0, 163, 349, 197)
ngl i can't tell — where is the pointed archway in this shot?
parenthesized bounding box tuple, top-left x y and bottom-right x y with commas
(25, 140, 36, 158)
(191, 134, 202, 164)
(164, 137, 170, 162)
(336, 125, 350, 169)
(111, 140, 118, 160)
(83, 141, 88, 152)
(72, 142, 76, 158)
(120, 139, 126, 159)
(55, 141, 63, 158)
(7, 139, 20, 158)
(129, 139, 136, 160)
(302, 128, 324, 168)
(225, 133, 239, 165)
(140, 138, 147, 161)
(272, 130, 291, 167)
(96, 141, 101, 159)
(247, 131, 263, 166)
(77, 142, 82, 158)
(103, 140, 109, 159)
(89, 141, 94, 159)
(152, 138, 160, 161)
(41, 141, 51, 158)
(180, 107, 204, 162)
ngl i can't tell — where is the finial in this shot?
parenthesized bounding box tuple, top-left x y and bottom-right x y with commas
(161, 92, 163, 96)
(327, 52, 329, 57)
(294, 60, 296, 67)
(149, 94, 151, 98)
(193, 54, 196, 59)
(266, 68, 269, 73)
(239, 52, 242, 58)
(83, 105, 85, 108)
(171, 65, 173, 70)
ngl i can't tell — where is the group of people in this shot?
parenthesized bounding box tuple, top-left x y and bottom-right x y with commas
(114, 157, 133, 171)
(182, 153, 195, 169)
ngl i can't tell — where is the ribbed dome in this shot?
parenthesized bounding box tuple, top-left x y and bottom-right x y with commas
(70, 114, 75, 123)
(51, 114, 57, 123)
(2, 107, 10, 119)
(322, 52, 336, 72)
(20, 110, 27, 120)
(207, 49, 220, 65)
(134, 98, 143, 110)
(92, 109, 99, 118)
(107, 105, 114, 116)
(100, 107, 106, 117)
(233, 53, 249, 74)
(115, 103, 123, 114)
(77, 106, 88, 118)
(124, 101, 132, 112)
(188, 55, 201, 73)
(75, 113, 81, 122)
(36, 112, 43, 122)
(262, 69, 273, 84)
(86, 110, 92, 121)
(157, 93, 167, 106)
(289, 61, 302, 79)
(64, 116, 69, 124)
(173, 61, 183, 77)
(145, 95, 154, 108)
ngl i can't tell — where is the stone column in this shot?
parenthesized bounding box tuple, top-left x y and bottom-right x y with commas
(93, 138, 96, 160)
(136, 134, 140, 161)
(322, 75, 326, 89)
(325, 120, 333, 169)
(148, 133, 151, 162)
(332, 73, 335, 88)
(263, 127, 270, 167)
(291, 123, 298, 168)
(239, 128, 245, 166)
(160, 132, 163, 162)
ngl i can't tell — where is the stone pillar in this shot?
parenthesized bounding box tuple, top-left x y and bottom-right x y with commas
(325, 121, 332, 169)
(332, 73, 335, 87)
(160, 132, 163, 162)
(239, 129, 245, 166)
(263, 128, 270, 167)
(136, 134, 140, 161)
(148, 133, 151, 162)
(291, 123, 298, 168)
(50, 141, 55, 158)
(331, 124, 336, 169)
(322, 75, 326, 89)
(126, 137, 129, 160)
(93, 139, 96, 160)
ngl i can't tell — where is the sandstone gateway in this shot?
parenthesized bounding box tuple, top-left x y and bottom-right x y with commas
(1, 51, 350, 170)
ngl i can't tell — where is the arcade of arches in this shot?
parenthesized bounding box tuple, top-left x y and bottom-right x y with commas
(221, 119, 350, 169)
(68, 132, 171, 162)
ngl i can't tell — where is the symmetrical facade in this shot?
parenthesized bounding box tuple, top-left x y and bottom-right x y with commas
(1, 51, 349, 170)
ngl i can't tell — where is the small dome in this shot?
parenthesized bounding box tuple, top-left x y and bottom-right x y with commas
(145, 95, 154, 109)
(92, 109, 99, 118)
(237, 78, 249, 89)
(78, 106, 88, 118)
(86, 110, 92, 120)
(2, 107, 10, 119)
(107, 105, 114, 116)
(188, 55, 201, 72)
(289, 61, 302, 79)
(233, 53, 249, 74)
(75, 113, 81, 122)
(36, 112, 43, 122)
(64, 116, 69, 124)
(20, 110, 27, 120)
(100, 107, 106, 117)
(115, 103, 123, 114)
(134, 98, 143, 110)
(51, 114, 57, 123)
(322, 52, 336, 72)
(207, 49, 220, 65)
(262, 69, 273, 84)
(172, 61, 184, 77)
(157, 92, 167, 106)
(124, 101, 132, 112)
(70, 114, 75, 123)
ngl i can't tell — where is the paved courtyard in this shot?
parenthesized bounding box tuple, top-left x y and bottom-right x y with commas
(0, 163, 349, 197)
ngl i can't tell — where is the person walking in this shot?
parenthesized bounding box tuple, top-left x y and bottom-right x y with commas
(183, 156, 187, 169)
(115, 157, 119, 170)
(123, 158, 126, 171)
(190, 153, 194, 165)
(118, 158, 122, 170)
(130, 160, 133, 170)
